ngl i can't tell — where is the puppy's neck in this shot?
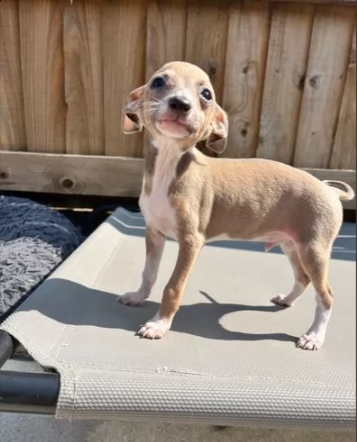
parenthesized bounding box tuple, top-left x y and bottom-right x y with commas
(143, 137, 195, 196)
(152, 137, 192, 171)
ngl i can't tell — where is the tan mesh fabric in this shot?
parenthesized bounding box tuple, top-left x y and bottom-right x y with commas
(2, 208, 356, 429)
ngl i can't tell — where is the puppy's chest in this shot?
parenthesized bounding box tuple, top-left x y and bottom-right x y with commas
(140, 184, 178, 240)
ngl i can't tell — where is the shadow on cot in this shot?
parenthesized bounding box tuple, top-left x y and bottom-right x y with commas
(19, 278, 297, 344)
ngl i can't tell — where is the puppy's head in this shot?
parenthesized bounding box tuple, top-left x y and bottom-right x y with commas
(122, 62, 228, 153)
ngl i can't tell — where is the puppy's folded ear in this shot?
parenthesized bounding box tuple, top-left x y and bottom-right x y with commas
(206, 104, 229, 154)
(122, 86, 145, 134)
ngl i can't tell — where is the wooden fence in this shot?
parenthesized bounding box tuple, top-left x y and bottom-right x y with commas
(0, 0, 355, 208)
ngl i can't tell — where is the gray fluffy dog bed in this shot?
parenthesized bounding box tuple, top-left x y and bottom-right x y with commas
(0, 196, 82, 320)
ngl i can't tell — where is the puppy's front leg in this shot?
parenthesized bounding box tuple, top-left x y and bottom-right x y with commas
(119, 227, 165, 306)
(138, 235, 204, 339)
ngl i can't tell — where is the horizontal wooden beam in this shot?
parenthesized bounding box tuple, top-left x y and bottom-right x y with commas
(267, 0, 355, 4)
(0, 151, 355, 209)
(0, 152, 143, 198)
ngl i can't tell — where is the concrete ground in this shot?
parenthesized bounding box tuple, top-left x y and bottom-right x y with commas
(0, 414, 355, 442)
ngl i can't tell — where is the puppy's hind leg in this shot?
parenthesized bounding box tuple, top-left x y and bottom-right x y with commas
(119, 227, 165, 306)
(271, 241, 310, 307)
(296, 242, 333, 351)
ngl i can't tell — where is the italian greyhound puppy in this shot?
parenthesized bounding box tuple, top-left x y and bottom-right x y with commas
(119, 61, 354, 350)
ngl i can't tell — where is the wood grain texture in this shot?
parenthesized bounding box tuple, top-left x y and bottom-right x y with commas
(222, 1, 270, 159)
(146, 0, 187, 78)
(102, 0, 147, 157)
(269, 0, 355, 3)
(185, 0, 230, 102)
(293, 6, 355, 168)
(0, 151, 354, 208)
(18, 0, 66, 153)
(145, 0, 188, 156)
(330, 24, 356, 170)
(0, 0, 26, 151)
(0, 151, 143, 197)
(64, 0, 104, 155)
(257, 4, 314, 164)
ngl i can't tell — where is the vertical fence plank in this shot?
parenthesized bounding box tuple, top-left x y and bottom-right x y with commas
(0, 0, 26, 151)
(18, 0, 66, 153)
(185, 0, 229, 103)
(64, 0, 104, 155)
(293, 6, 354, 168)
(222, 1, 270, 159)
(256, 4, 313, 164)
(102, 0, 147, 158)
(330, 24, 356, 170)
(146, 0, 187, 78)
(145, 0, 187, 155)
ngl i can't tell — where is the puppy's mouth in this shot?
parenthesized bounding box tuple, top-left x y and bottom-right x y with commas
(155, 116, 196, 139)
(157, 117, 187, 129)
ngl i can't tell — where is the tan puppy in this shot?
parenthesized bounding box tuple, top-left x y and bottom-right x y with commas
(119, 61, 355, 351)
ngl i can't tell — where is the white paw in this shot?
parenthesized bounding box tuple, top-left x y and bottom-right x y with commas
(296, 334, 324, 351)
(270, 294, 294, 307)
(138, 316, 171, 340)
(118, 290, 148, 307)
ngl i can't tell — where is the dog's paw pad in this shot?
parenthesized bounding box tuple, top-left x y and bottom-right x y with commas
(296, 334, 323, 351)
(270, 294, 293, 307)
(138, 318, 171, 340)
(118, 291, 147, 307)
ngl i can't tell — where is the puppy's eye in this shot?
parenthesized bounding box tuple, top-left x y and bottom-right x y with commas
(151, 77, 166, 89)
(201, 89, 213, 101)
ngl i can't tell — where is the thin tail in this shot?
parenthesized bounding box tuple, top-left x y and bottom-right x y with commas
(322, 180, 355, 201)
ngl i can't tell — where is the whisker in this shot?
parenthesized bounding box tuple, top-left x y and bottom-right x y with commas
(143, 104, 160, 112)
(148, 97, 161, 104)
(143, 99, 161, 107)
(143, 109, 157, 115)
(144, 103, 160, 108)
(143, 102, 160, 110)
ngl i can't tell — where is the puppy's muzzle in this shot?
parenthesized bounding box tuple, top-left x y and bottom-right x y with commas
(168, 96, 192, 113)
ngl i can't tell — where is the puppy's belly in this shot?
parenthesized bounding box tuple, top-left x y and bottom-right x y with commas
(207, 231, 293, 250)
(206, 233, 231, 243)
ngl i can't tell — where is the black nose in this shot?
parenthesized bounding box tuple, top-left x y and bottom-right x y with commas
(168, 96, 192, 113)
